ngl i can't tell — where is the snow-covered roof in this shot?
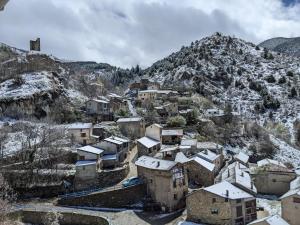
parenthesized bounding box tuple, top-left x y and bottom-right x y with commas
(248, 215, 289, 225)
(197, 149, 220, 162)
(75, 160, 97, 167)
(157, 90, 178, 95)
(104, 136, 129, 145)
(197, 142, 222, 150)
(257, 158, 286, 168)
(77, 146, 104, 155)
(162, 129, 183, 136)
(108, 93, 122, 98)
(181, 139, 197, 147)
(147, 123, 163, 129)
(290, 176, 300, 190)
(160, 146, 179, 153)
(235, 152, 249, 164)
(175, 152, 189, 164)
(137, 136, 160, 148)
(68, 122, 93, 129)
(203, 181, 254, 200)
(192, 156, 215, 172)
(280, 187, 300, 199)
(117, 117, 143, 123)
(138, 90, 158, 94)
(221, 162, 257, 194)
(135, 156, 177, 171)
(102, 154, 117, 161)
(87, 99, 109, 104)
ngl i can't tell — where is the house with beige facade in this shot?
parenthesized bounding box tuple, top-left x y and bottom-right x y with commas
(135, 156, 188, 212)
(117, 117, 145, 139)
(137, 123, 162, 157)
(251, 159, 296, 196)
(68, 122, 93, 145)
(280, 186, 300, 225)
(145, 123, 162, 142)
(186, 181, 257, 225)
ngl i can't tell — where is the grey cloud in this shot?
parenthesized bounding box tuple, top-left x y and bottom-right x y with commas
(0, 0, 292, 68)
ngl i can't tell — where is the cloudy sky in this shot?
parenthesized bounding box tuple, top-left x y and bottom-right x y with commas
(0, 0, 300, 68)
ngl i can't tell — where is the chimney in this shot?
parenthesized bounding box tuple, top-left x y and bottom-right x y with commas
(226, 190, 229, 197)
(251, 182, 253, 190)
(238, 162, 240, 169)
(205, 149, 208, 155)
(241, 172, 244, 177)
(156, 161, 160, 168)
(227, 169, 230, 177)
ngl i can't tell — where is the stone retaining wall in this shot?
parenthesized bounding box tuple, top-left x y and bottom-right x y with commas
(58, 184, 146, 208)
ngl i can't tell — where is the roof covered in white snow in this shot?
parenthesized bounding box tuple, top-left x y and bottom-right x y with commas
(175, 152, 190, 164)
(104, 136, 129, 145)
(257, 158, 286, 168)
(249, 215, 290, 225)
(203, 181, 254, 200)
(192, 156, 215, 172)
(197, 149, 220, 162)
(77, 145, 104, 155)
(137, 136, 160, 148)
(181, 139, 197, 147)
(235, 152, 249, 164)
(68, 122, 93, 129)
(75, 160, 97, 167)
(117, 117, 143, 123)
(162, 129, 183, 136)
(197, 142, 222, 150)
(135, 156, 177, 171)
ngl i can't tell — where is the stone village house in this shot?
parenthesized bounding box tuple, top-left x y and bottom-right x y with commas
(67, 122, 93, 145)
(161, 129, 183, 145)
(251, 159, 296, 196)
(137, 123, 162, 157)
(94, 136, 129, 168)
(186, 181, 257, 225)
(85, 99, 112, 121)
(117, 117, 145, 139)
(135, 156, 188, 212)
(280, 186, 300, 225)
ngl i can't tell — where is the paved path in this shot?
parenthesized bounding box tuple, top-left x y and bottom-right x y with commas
(16, 203, 186, 225)
(127, 100, 138, 116)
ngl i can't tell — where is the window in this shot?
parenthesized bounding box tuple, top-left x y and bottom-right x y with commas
(81, 133, 87, 137)
(212, 198, 216, 203)
(236, 199, 241, 204)
(272, 179, 277, 182)
(293, 197, 300, 203)
(82, 166, 85, 170)
(225, 198, 229, 202)
(174, 194, 177, 200)
(236, 206, 243, 218)
(173, 180, 177, 188)
(211, 208, 218, 214)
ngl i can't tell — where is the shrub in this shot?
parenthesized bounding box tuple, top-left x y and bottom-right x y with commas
(278, 76, 286, 84)
(265, 75, 276, 83)
(287, 71, 294, 77)
(167, 115, 186, 127)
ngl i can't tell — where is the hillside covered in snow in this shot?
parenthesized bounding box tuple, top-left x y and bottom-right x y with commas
(143, 33, 300, 145)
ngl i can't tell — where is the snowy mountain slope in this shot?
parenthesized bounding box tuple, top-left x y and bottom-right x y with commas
(259, 37, 300, 57)
(144, 32, 300, 143)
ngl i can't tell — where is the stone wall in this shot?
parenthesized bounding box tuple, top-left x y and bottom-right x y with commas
(14, 210, 109, 225)
(97, 164, 129, 188)
(58, 184, 146, 208)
